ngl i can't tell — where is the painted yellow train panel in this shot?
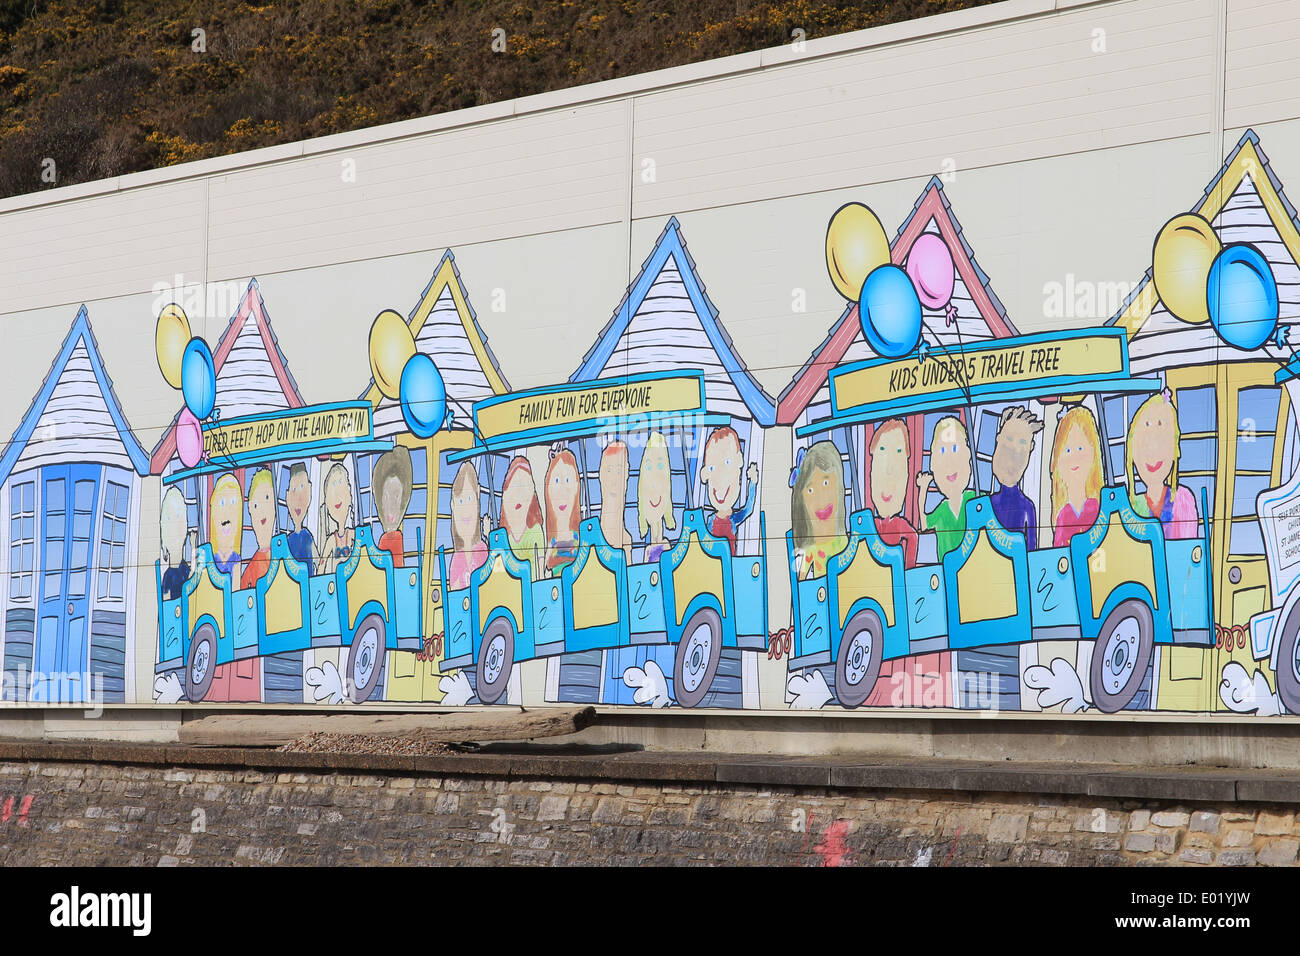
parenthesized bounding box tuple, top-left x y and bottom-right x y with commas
(673, 533, 725, 626)
(957, 531, 1017, 625)
(837, 541, 895, 628)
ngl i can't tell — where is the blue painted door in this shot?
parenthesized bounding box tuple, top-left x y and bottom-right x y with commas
(33, 464, 100, 703)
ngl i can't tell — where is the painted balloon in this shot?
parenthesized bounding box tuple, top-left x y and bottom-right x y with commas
(859, 264, 923, 358)
(181, 337, 217, 421)
(905, 233, 956, 311)
(1152, 213, 1221, 325)
(155, 303, 192, 389)
(826, 202, 891, 301)
(369, 309, 417, 401)
(177, 408, 204, 468)
(399, 353, 447, 440)
(1207, 243, 1280, 351)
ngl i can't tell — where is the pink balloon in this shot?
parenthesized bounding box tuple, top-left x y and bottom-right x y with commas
(906, 233, 956, 311)
(177, 408, 204, 468)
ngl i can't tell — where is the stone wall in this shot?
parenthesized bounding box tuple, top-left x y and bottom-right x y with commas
(0, 759, 1296, 866)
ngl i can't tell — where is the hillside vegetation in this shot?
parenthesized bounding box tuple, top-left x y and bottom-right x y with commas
(0, 0, 999, 199)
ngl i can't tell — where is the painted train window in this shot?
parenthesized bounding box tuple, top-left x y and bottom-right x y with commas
(8, 479, 35, 601)
(1230, 386, 1283, 556)
(96, 480, 130, 601)
(1173, 386, 1218, 523)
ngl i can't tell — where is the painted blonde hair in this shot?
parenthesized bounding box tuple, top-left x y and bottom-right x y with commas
(637, 432, 676, 539)
(1126, 390, 1182, 502)
(248, 467, 274, 508)
(160, 485, 188, 566)
(208, 473, 243, 550)
(318, 461, 354, 541)
(1050, 405, 1104, 520)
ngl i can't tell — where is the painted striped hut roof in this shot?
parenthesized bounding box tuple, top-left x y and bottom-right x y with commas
(360, 249, 510, 438)
(148, 279, 305, 474)
(776, 177, 1018, 425)
(0, 306, 148, 484)
(1108, 130, 1300, 375)
(570, 217, 776, 426)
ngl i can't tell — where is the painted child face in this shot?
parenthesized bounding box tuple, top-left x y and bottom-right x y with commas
(380, 475, 404, 530)
(548, 459, 579, 516)
(870, 428, 908, 520)
(1132, 405, 1176, 489)
(640, 445, 671, 528)
(1059, 424, 1095, 498)
(326, 471, 351, 528)
(211, 479, 241, 558)
(993, 417, 1034, 488)
(702, 433, 742, 516)
(452, 478, 479, 540)
(501, 470, 534, 535)
(803, 467, 840, 536)
(248, 478, 274, 549)
(599, 448, 629, 505)
(286, 473, 311, 530)
(930, 424, 971, 501)
(160, 498, 188, 564)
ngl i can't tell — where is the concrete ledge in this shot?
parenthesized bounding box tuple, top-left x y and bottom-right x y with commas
(6, 738, 1300, 806)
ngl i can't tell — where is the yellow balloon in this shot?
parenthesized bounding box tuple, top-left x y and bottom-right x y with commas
(1152, 213, 1221, 324)
(155, 303, 191, 390)
(826, 202, 891, 300)
(369, 309, 416, 400)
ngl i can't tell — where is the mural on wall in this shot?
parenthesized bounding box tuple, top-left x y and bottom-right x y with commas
(774, 132, 1298, 716)
(438, 218, 775, 709)
(0, 307, 148, 704)
(7, 128, 1300, 716)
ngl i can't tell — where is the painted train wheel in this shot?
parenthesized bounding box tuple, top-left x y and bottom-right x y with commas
(348, 613, 386, 703)
(476, 618, 514, 704)
(674, 607, 723, 708)
(1089, 598, 1154, 713)
(1274, 602, 1300, 716)
(186, 622, 217, 702)
(835, 609, 883, 709)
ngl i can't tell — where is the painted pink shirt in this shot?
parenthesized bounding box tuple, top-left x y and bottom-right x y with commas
(449, 540, 488, 590)
(1140, 484, 1199, 540)
(1053, 498, 1100, 548)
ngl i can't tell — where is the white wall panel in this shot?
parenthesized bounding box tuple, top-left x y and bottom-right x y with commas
(0, 181, 206, 316)
(1225, 0, 1300, 130)
(631, 0, 1217, 216)
(205, 102, 629, 281)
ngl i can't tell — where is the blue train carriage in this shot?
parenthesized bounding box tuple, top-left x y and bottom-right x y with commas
(155, 401, 423, 702)
(788, 326, 1213, 711)
(437, 368, 767, 706)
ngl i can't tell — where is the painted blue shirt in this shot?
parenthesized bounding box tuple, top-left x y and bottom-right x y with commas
(990, 484, 1036, 550)
(287, 527, 314, 566)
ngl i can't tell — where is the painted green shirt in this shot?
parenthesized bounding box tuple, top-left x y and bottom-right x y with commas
(508, 523, 546, 577)
(925, 490, 976, 561)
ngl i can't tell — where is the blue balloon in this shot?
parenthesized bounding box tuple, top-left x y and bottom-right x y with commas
(180, 338, 216, 421)
(399, 353, 447, 440)
(859, 264, 923, 358)
(1207, 243, 1279, 351)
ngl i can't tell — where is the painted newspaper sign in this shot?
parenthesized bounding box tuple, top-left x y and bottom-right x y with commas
(1, 131, 1298, 717)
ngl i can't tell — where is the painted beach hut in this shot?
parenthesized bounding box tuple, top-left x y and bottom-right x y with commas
(777, 178, 1022, 710)
(0, 307, 149, 703)
(555, 216, 778, 708)
(1108, 130, 1300, 712)
(354, 250, 511, 702)
(149, 279, 308, 703)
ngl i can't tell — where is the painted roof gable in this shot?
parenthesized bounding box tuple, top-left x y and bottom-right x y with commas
(149, 279, 306, 474)
(1108, 130, 1300, 375)
(360, 250, 510, 438)
(0, 306, 148, 484)
(570, 217, 777, 427)
(777, 177, 1018, 425)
